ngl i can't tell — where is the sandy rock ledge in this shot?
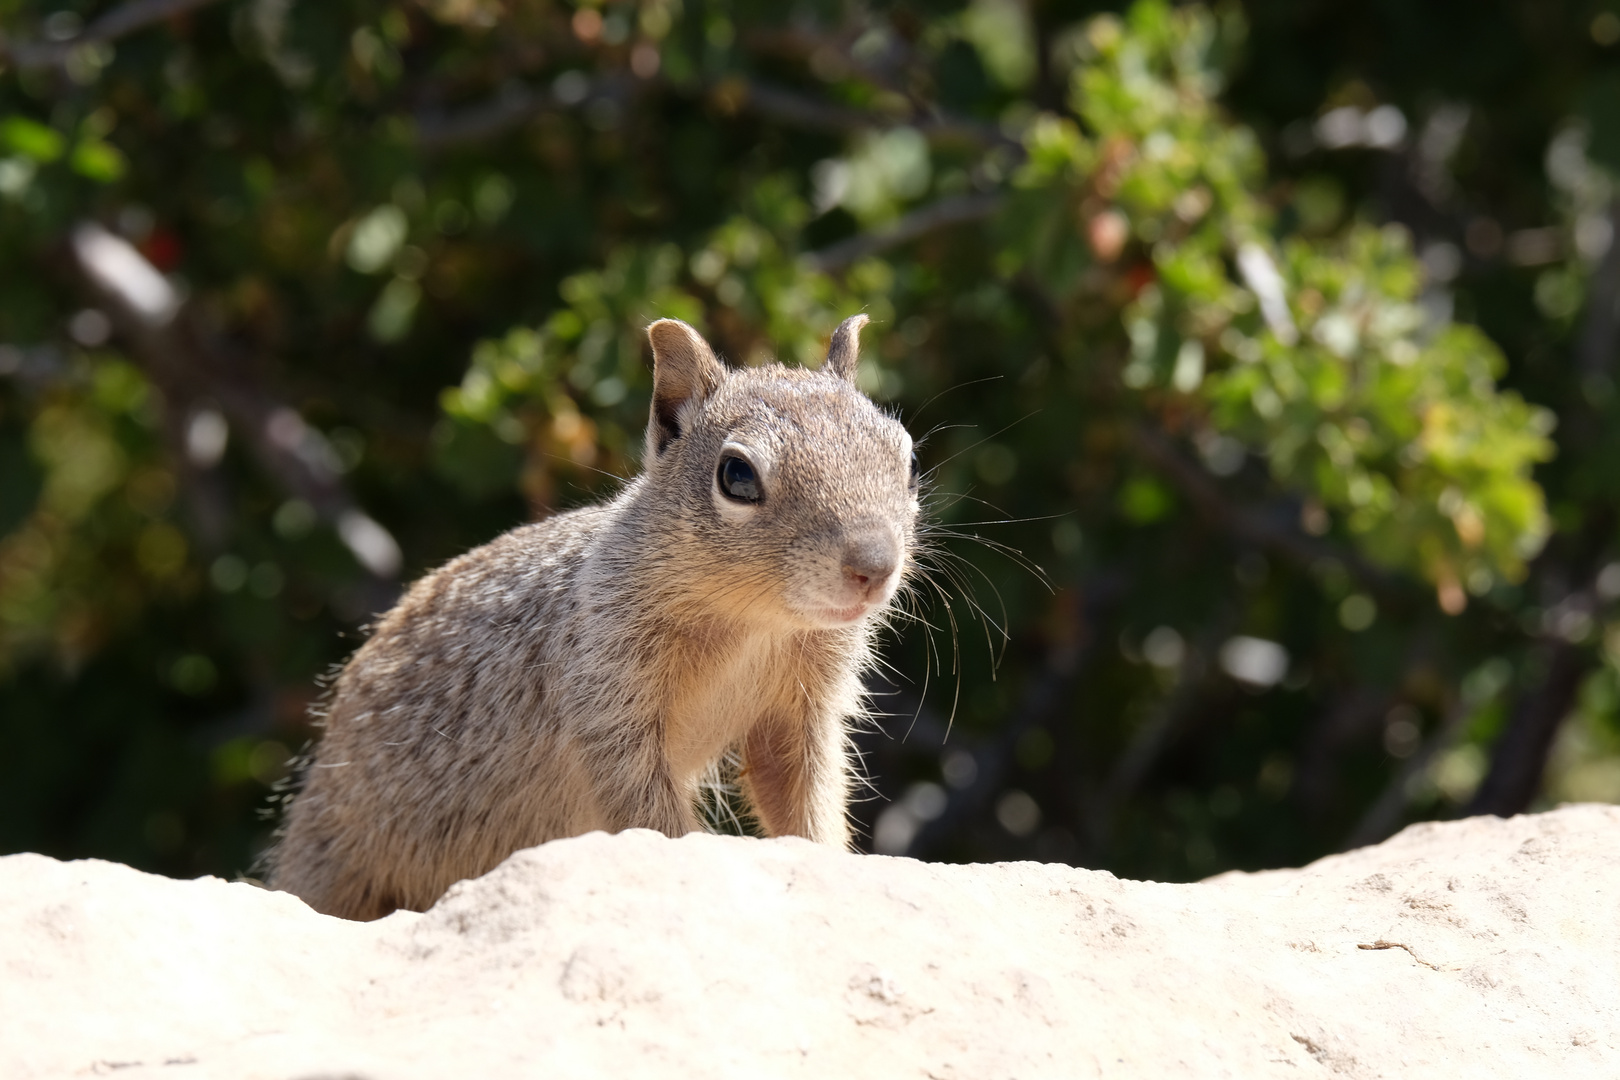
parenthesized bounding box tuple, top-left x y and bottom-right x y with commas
(2, 805, 1617, 1079)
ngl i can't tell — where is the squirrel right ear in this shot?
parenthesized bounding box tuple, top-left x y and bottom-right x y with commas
(824, 313, 869, 385)
(646, 319, 724, 455)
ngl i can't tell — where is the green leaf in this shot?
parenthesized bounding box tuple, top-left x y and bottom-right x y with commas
(69, 140, 125, 183)
(0, 117, 65, 163)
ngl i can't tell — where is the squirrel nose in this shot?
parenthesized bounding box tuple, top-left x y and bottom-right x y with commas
(841, 531, 900, 595)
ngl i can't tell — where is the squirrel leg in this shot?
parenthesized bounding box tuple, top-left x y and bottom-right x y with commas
(576, 721, 701, 838)
(741, 710, 852, 849)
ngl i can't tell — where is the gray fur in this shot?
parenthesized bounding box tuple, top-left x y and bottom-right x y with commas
(269, 318, 919, 920)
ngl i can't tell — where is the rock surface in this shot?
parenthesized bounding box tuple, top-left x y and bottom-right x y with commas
(3, 805, 1617, 1079)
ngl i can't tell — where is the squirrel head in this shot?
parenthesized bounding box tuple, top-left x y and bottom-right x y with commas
(643, 316, 919, 631)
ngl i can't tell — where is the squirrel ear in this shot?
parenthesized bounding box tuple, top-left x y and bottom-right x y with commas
(646, 319, 724, 455)
(824, 314, 869, 385)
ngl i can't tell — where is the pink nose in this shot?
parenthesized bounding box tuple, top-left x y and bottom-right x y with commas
(841, 531, 900, 598)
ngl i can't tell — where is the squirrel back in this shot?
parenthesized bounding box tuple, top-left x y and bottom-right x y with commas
(269, 315, 919, 919)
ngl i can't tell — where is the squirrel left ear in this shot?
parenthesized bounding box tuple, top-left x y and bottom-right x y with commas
(824, 314, 868, 385)
(646, 319, 724, 456)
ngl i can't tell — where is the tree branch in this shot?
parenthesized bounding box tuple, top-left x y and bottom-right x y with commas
(1083, 608, 1236, 846)
(1465, 636, 1593, 817)
(730, 79, 1013, 149)
(740, 25, 914, 96)
(66, 222, 403, 590)
(1130, 424, 1400, 596)
(413, 73, 637, 151)
(803, 192, 1002, 274)
(412, 73, 1017, 154)
(1460, 234, 1620, 814)
(1341, 693, 1469, 851)
(1577, 199, 1620, 377)
(0, 0, 222, 70)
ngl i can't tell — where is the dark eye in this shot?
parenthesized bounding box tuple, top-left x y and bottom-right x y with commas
(718, 455, 761, 502)
(909, 448, 921, 486)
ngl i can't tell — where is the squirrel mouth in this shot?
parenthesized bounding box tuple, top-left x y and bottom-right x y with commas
(816, 603, 870, 625)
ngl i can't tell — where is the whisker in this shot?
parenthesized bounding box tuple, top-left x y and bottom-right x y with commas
(922, 409, 1042, 474)
(925, 529, 1053, 590)
(909, 375, 1006, 422)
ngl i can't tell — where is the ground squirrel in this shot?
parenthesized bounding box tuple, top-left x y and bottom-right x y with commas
(269, 315, 919, 920)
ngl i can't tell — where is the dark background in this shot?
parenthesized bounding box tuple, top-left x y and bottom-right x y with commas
(3, 0, 1618, 885)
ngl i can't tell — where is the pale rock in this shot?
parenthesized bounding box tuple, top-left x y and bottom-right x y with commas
(2, 805, 1617, 1078)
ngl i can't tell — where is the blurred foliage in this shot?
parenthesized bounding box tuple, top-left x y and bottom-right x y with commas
(3, 0, 1620, 884)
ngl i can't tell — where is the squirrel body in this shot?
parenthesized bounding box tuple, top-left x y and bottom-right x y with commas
(269, 316, 918, 920)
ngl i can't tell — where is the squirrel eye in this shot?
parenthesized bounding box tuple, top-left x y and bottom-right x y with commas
(909, 448, 921, 485)
(718, 455, 761, 502)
